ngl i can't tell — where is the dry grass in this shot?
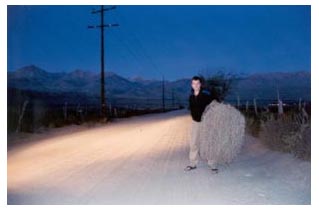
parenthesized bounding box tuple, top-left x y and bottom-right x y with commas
(198, 100, 246, 165)
(245, 115, 262, 137)
(243, 105, 311, 161)
(259, 111, 311, 161)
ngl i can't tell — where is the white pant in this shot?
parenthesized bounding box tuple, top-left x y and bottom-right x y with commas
(189, 120, 217, 168)
(189, 120, 200, 167)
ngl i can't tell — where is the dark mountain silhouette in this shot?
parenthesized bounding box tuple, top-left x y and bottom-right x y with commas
(227, 71, 311, 104)
(8, 65, 311, 107)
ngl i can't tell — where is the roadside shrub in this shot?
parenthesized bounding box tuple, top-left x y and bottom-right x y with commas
(259, 115, 311, 161)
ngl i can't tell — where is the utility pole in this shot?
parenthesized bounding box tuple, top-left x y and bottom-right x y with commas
(171, 88, 175, 109)
(88, 5, 119, 121)
(162, 75, 165, 112)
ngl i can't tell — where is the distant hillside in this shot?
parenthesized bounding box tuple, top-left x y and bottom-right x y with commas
(226, 71, 311, 104)
(8, 65, 311, 107)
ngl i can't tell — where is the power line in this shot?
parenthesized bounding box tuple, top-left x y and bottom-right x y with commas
(113, 10, 167, 112)
(113, 11, 165, 78)
(110, 30, 147, 74)
(104, 6, 168, 112)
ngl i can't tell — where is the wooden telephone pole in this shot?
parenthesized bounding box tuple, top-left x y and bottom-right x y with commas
(162, 75, 165, 112)
(88, 5, 119, 121)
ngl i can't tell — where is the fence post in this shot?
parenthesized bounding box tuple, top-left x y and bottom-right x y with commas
(16, 100, 29, 133)
(237, 95, 240, 109)
(278, 99, 284, 115)
(63, 101, 68, 120)
(109, 103, 112, 117)
(298, 98, 302, 111)
(253, 98, 258, 115)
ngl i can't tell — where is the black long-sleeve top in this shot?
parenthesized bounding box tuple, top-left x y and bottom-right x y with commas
(189, 89, 213, 122)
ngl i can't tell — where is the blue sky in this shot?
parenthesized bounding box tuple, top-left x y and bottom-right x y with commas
(7, 5, 310, 80)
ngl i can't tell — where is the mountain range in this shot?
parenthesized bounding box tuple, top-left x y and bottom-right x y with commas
(8, 65, 311, 107)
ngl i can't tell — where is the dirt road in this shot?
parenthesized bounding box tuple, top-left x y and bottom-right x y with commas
(7, 109, 310, 204)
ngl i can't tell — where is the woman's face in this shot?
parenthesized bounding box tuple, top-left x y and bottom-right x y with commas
(191, 79, 201, 92)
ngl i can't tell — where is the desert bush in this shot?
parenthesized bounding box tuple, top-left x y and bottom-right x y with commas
(293, 123, 311, 160)
(259, 112, 311, 161)
(198, 71, 237, 102)
(245, 114, 262, 137)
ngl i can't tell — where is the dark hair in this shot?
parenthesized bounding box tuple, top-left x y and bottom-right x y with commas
(191, 76, 203, 94)
(192, 76, 202, 83)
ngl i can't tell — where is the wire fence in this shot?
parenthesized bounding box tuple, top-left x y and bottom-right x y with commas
(8, 86, 311, 134)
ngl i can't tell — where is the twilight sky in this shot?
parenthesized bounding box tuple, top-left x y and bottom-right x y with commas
(7, 5, 310, 80)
